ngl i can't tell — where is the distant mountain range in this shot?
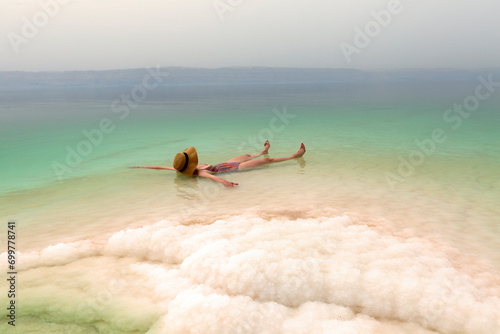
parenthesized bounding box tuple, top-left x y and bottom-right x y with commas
(1, 67, 499, 88)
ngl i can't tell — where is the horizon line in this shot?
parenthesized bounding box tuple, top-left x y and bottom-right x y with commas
(2, 66, 500, 74)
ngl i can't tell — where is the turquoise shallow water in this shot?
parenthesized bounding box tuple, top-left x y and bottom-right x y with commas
(1, 80, 500, 333)
(2, 81, 499, 192)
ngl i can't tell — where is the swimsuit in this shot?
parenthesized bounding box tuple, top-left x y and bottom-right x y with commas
(205, 162, 240, 173)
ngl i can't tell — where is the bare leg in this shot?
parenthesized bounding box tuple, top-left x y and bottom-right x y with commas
(227, 140, 271, 163)
(238, 143, 306, 171)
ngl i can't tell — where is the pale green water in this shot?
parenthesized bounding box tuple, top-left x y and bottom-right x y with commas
(1, 81, 500, 333)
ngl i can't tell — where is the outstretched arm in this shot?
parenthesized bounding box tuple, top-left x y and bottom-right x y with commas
(128, 166, 176, 171)
(198, 170, 238, 188)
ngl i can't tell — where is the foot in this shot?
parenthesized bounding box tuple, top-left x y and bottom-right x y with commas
(262, 140, 271, 154)
(293, 143, 306, 158)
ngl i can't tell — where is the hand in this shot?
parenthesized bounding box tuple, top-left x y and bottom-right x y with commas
(223, 180, 239, 188)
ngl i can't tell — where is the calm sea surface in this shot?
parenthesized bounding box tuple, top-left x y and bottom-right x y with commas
(1, 80, 499, 333)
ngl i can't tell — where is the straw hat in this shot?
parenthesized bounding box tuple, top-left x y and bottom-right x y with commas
(173, 147, 198, 175)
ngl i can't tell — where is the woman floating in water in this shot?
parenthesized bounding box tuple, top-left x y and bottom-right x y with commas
(129, 141, 306, 188)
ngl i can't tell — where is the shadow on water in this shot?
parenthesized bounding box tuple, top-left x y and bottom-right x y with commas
(296, 157, 306, 173)
(173, 173, 200, 200)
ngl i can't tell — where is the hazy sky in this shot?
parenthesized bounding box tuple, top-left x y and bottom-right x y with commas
(1, 0, 499, 71)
